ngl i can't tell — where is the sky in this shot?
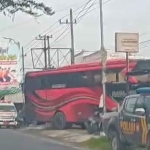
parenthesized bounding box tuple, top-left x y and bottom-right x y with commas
(0, 0, 150, 69)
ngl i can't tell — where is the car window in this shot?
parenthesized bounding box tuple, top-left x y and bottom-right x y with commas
(124, 97, 137, 113)
(135, 96, 144, 108)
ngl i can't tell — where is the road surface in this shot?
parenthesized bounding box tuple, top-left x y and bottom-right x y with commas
(0, 129, 82, 150)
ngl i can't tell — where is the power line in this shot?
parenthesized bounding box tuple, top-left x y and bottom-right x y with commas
(23, 2, 86, 49)
(77, 0, 97, 23)
(23, 21, 59, 48)
(51, 26, 70, 45)
(75, 0, 93, 19)
(51, 1, 98, 46)
(77, 0, 112, 21)
(24, 25, 67, 52)
(23, 0, 111, 55)
(52, 0, 112, 46)
(140, 39, 150, 45)
(23, 0, 99, 51)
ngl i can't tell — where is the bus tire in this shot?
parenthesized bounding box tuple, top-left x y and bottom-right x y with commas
(53, 112, 66, 130)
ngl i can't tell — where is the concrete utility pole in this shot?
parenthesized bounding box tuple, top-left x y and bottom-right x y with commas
(59, 8, 77, 64)
(99, 0, 107, 113)
(47, 35, 52, 68)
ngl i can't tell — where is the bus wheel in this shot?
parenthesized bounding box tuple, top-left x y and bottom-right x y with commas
(53, 112, 66, 130)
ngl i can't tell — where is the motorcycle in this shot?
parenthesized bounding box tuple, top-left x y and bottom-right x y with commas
(85, 107, 103, 134)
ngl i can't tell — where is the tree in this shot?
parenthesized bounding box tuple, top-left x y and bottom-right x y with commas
(0, 0, 55, 18)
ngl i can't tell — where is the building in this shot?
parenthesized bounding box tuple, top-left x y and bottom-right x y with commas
(75, 50, 149, 63)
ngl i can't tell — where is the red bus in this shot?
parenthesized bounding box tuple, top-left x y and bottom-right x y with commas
(23, 58, 150, 129)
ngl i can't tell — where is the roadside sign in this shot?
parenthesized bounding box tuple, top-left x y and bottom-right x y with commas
(115, 33, 139, 53)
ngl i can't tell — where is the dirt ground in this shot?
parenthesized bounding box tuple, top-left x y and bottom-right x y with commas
(19, 124, 99, 144)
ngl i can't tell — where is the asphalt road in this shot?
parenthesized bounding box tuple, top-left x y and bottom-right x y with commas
(0, 129, 81, 150)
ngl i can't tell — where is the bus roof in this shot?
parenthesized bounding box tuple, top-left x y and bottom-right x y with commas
(59, 59, 134, 70)
(26, 59, 137, 77)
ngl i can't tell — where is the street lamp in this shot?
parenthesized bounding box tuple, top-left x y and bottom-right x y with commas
(99, 0, 107, 113)
(3, 37, 20, 49)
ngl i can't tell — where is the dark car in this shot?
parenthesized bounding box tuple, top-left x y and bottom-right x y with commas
(102, 87, 150, 150)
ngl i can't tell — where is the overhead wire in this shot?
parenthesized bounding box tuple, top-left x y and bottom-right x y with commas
(25, 0, 94, 46)
(22, 0, 113, 67)
(23, 0, 100, 52)
(75, 0, 93, 19)
(23, 21, 59, 48)
(51, 0, 112, 46)
(51, 26, 70, 45)
(52, 0, 95, 45)
(77, 0, 97, 23)
(51, 0, 98, 46)
(23, 1, 93, 49)
(139, 39, 150, 49)
(24, 23, 63, 50)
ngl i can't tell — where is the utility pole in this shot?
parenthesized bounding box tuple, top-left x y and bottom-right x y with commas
(99, 0, 107, 113)
(47, 35, 52, 68)
(59, 8, 77, 64)
(44, 36, 47, 69)
(36, 35, 47, 69)
(57, 49, 59, 67)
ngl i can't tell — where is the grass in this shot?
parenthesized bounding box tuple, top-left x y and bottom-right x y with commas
(82, 137, 111, 150)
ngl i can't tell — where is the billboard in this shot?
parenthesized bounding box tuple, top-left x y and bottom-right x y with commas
(0, 44, 22, 96)
(115, 33, 139, 53)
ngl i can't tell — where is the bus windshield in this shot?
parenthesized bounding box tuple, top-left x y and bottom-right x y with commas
(132, 60, 150, 83)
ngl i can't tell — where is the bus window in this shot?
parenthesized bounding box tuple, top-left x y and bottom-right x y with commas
(40, 77, 49, 89)
(106, 69, 125, 83)
(25, 69, 123, 91)
(133, 60, 150, 71)
(94, 74, 102, 85)
(83, 70, 102, 87)
(24, 77, 41, 92)
(46, 72, 89, 89)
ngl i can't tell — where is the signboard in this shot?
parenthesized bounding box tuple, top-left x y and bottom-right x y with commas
(0, 45, 21, 96)
(115, 33, 139, 53)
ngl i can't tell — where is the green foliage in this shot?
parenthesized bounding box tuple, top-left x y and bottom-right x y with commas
(0, 0, 55, 18)
(82, 137, 111, 150)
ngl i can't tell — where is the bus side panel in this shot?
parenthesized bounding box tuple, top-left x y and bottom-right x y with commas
(25, 88, 100, 123)
(25, 87, 118, 123)
(59, 99, 98, 122)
